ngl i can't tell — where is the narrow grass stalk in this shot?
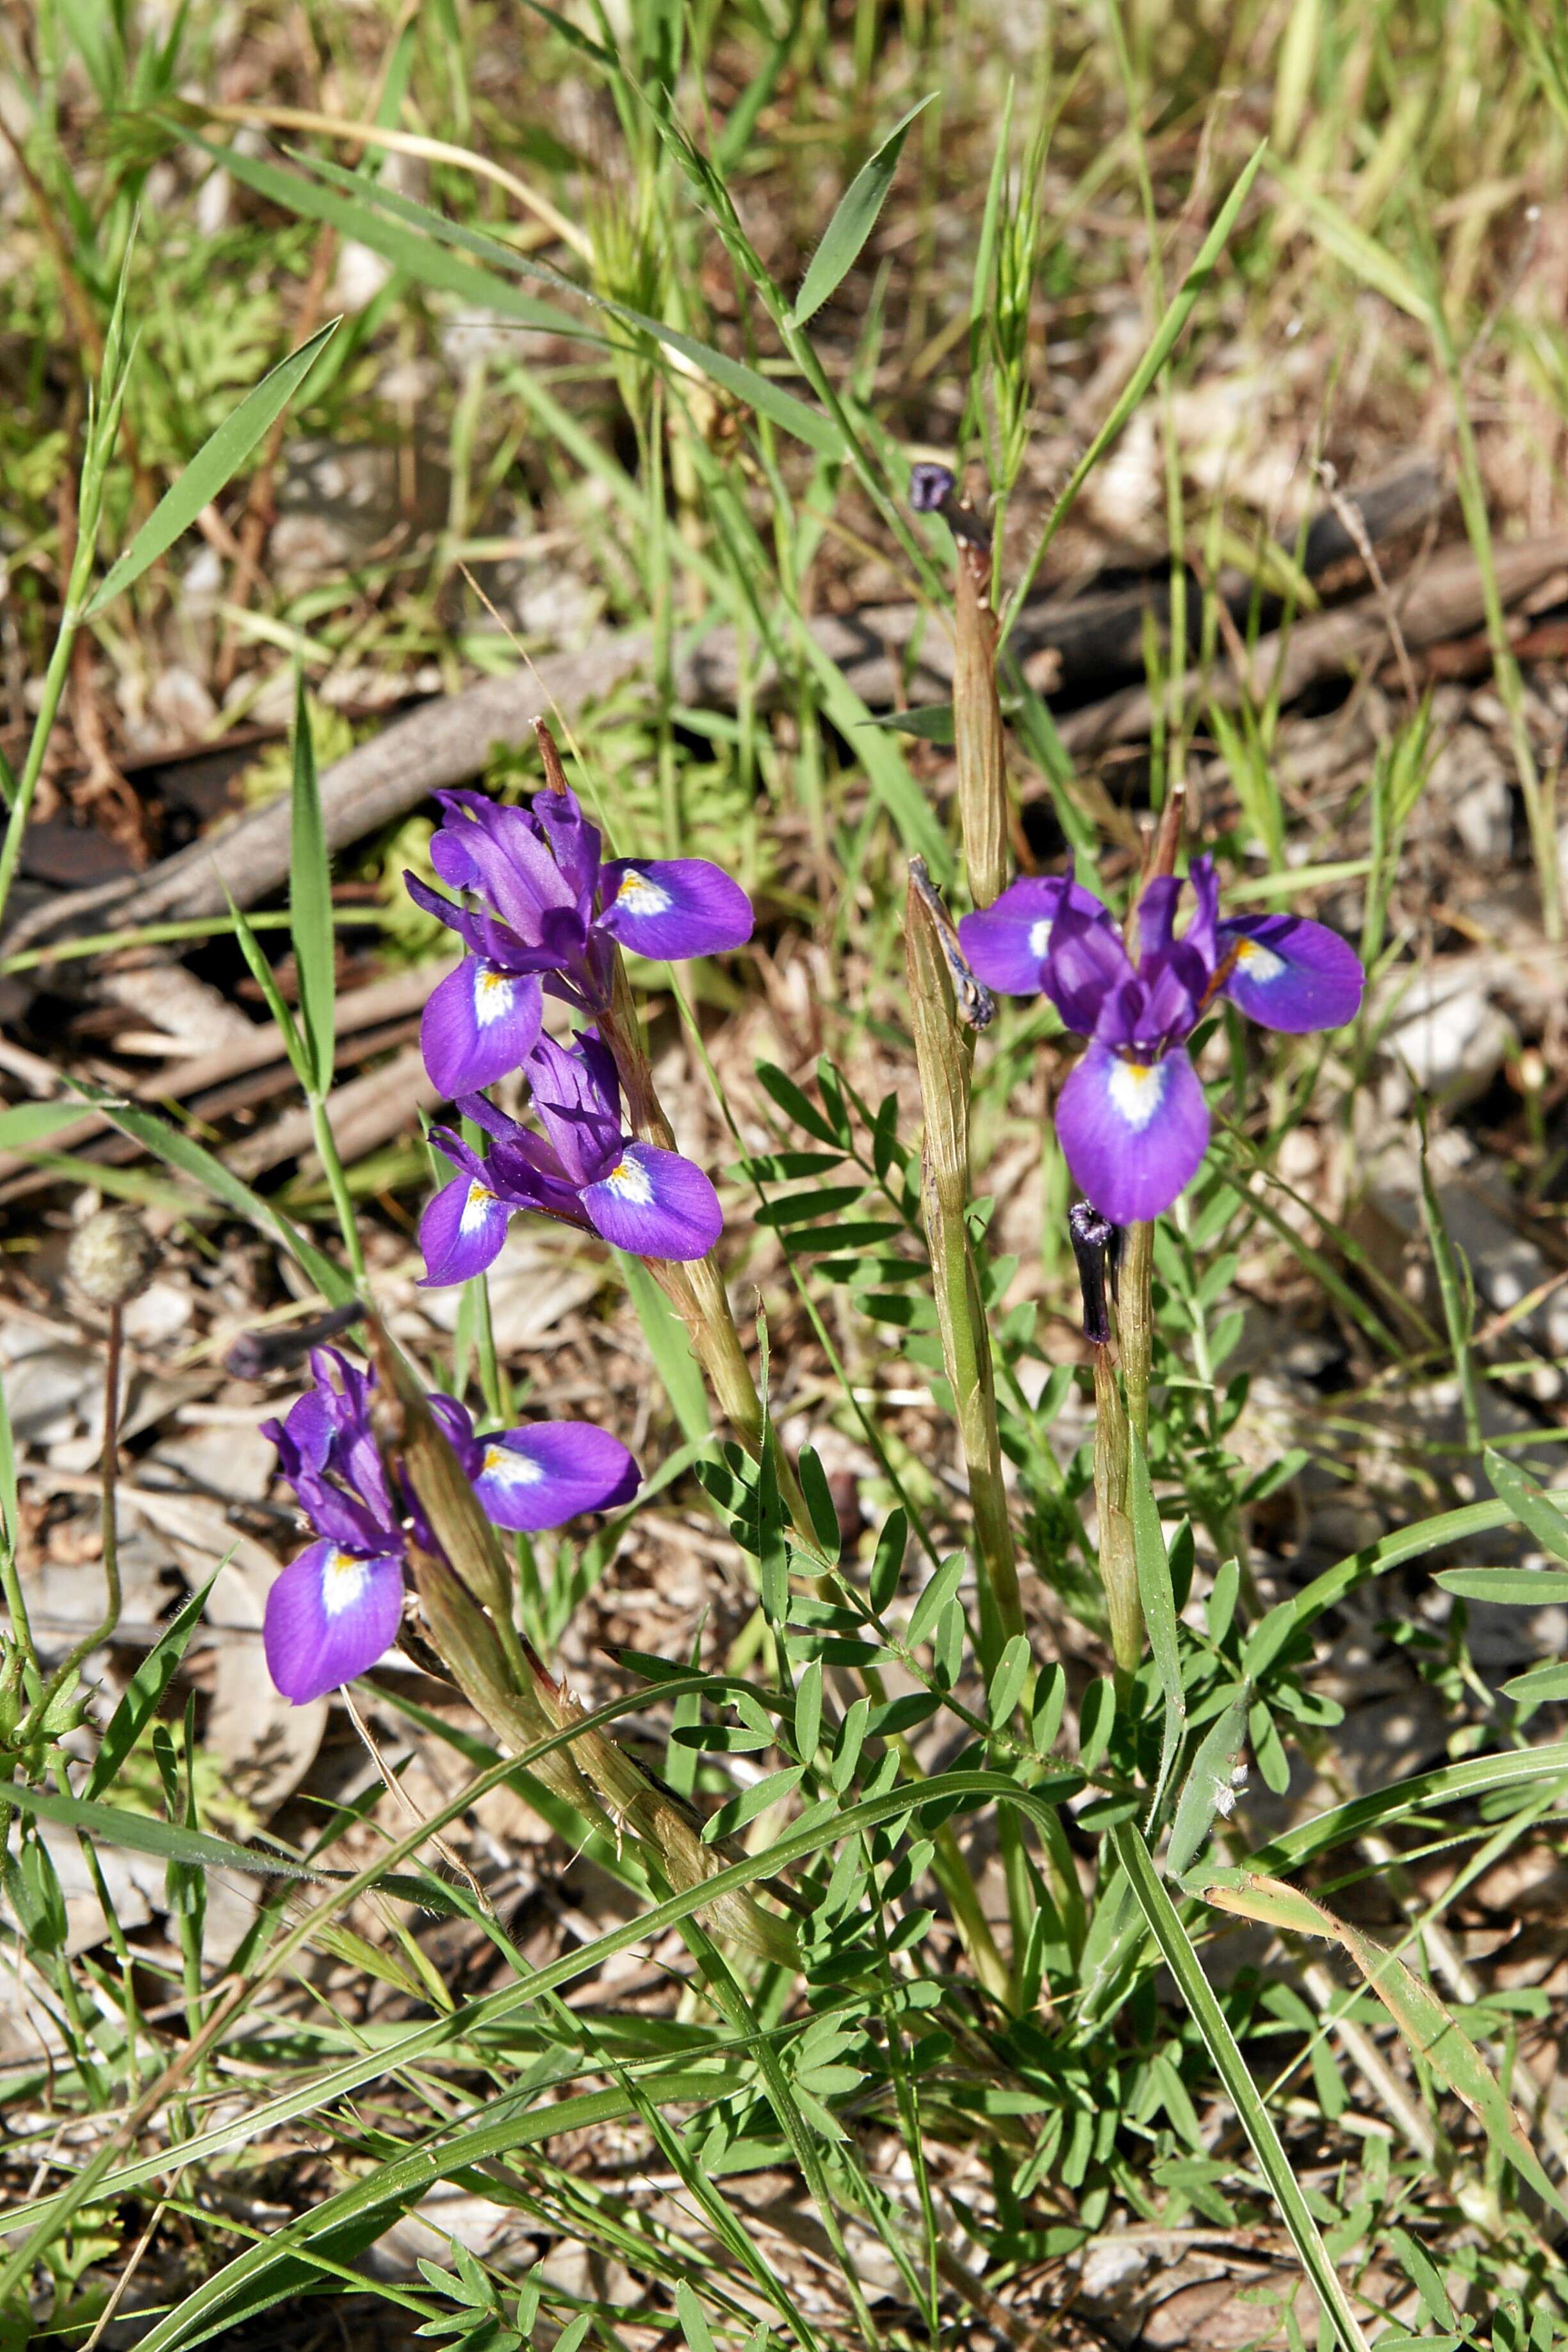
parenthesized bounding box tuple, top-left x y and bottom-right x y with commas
(906, 870, 1033, 1989)
(905, 875, 1024, 1666)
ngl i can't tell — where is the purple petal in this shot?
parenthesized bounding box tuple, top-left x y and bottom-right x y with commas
(532, 783, 601, 897)
(580, 1141, 722, 1261)
(525, 1031, 623, 1187)
(960, 876, 1119, 997)
(473, 1421, 641, 1532)
(263, 1539, 404, 1704)
(1216, 914, 1365, 1034)
(1045, 895, 1134, 1036)
(1055, 1043, 1209, 1224)
(598, 859, 754, 961)
(421, 958, 543, 1098)
(418, 1172, 510, 1287)
(958, 878, 1068, 994)
(429, 801, 578, 938)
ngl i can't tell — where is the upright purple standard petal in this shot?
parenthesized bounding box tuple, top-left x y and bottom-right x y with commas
(263, 1539, 404, 1704)
(1055, 1043, 1209, 1225)
(418, 1170, 510, 1286)
(1216, 914, 1365, 1034)
(473, 1421, 641, 1531)
(1045, 895, 1136, 1036)
(420, 958, 544, 1097)
(580, 1141, 722, 1261)
(958, 876, 1115, 996)
(598, 859, 754, 961)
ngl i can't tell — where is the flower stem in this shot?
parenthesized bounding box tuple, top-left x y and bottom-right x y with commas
(599, 958, 815, 1544)
(1118, 1219, 1155, 1455)
(906, 878, 1025, 1664)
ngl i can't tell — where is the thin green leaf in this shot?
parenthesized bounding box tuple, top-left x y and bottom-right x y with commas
(1166, 1685, 1251, 1881)
(64, 1077, 355, 1307)
(792, 95, 936, 325)
(85, 1573, 220, 1801)
(0, 1100, 92, 1150)
(1, 1777, 327, 1881)
(617, 1251, 712, 1444)
(271, 144, 846, 457)
(1243, 1500, 1514, 1679)
(906, 1551, 967, 1649)
(290, 668, 336, 1096)
(85, 320, 340, 617)
(1112, 1823, 1372, 2352)
(1002, 142, 1268, 639)
(1501, 1661, 1568, 1706)
(1485, 1446, 1568, 1566)
(702, 1765, 805, 1842)
(1129, 1432, 1186, 1825)
(1435, 1567, 1568, 1605)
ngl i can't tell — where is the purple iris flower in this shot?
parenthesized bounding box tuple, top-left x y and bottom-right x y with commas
(261, 1348, 640, 1704)
(958, 857, 1364, 1225)
(419, 1027, 723, 1284)
(407, 781, 754, 1096)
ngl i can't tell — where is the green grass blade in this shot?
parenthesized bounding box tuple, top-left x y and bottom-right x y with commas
(791, 95, 936, 327)
(618, 1251, 713, 1444)
(85, 1572, 220, 1801)
(1, 1777, 329, 1882)
(64, 1077, 355, 1306)
(0, 1101, 101, 1150)
(84, 319, 340, 617)
(1000, 140, 1267, 641)
(1111, 1821, 1372, 2352)
(1485, 1445, 1568, 1565)
(288, 667, 336, 1097)
(1166, 1684, 1250, 1881)
(267, 147, 847, 456)
(1129, 1431, 1186, 1824)
(1242, 1499, 1513, 1679)
(1240, 1742, 1568, 1876)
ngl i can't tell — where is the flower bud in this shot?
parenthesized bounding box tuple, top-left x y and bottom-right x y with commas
(1069, 1202, 1118, 1347)
(67, 1207, 159, 1309)
(910, 461, 956, 512)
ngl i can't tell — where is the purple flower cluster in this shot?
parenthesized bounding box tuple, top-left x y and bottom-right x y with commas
(262, 1349, 639, 1704)
(408, 780, 751, 1280)
(411, 783, 753, 1094)
(421, 1031, 723, 1282)
(959, 856, 1364, 1225)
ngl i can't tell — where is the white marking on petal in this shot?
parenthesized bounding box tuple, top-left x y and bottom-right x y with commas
(322, 1549, 372, 1617)
(1232, 936, 1285, 982)
(1106, 1058, 1168, 1131)
(460, 1180, 498, 1234)
(481, 1444, 544, 1487)
(473, 965, 516, 1027)
(603, 1155, 654, 1205)
(1029, 917, 1054, 958)
(615, 868, 674, 917)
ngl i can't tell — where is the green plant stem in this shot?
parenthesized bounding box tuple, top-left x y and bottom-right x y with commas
(307, 1091, 368, 1288)
(906, 879, 1031, 1991)
(1091, 1344, 1140, 1686)
(0, 528, 95, 945)
(1119, 1218, 1154, 1453)
(599, 959, 816, 1544)
(24, 1306, 124, 1741)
